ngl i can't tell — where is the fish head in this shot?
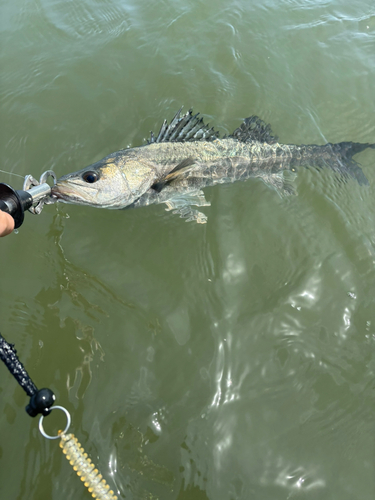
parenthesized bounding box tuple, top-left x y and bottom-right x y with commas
(51, 149, 157, 209)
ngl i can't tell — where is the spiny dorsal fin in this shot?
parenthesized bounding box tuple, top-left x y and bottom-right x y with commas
(148, 109, 219, 144)
(229, 116, 278, 144)
(151, 157, 196, 193)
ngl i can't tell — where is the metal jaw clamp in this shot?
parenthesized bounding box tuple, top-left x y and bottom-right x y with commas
(0, 170, 57, 228)
(23, 170, 57, 215)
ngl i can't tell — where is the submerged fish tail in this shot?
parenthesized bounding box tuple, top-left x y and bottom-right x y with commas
(334, 141, 374, 185)
(337, 141, 375, 158)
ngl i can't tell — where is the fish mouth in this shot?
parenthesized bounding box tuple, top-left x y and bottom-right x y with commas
(51, 180, 99, 206)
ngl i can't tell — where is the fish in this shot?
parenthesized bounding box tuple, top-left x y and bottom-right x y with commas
(51, 109, 374, 223)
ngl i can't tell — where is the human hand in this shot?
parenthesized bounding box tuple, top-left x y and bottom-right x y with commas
(0, 210, 14, 237)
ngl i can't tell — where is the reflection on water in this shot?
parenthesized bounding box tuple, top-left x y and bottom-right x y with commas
(1, 0, 375, 499)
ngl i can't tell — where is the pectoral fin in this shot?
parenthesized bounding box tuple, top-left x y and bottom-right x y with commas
(152, 158, 196, 192)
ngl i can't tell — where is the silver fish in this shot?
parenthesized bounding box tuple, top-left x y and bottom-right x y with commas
(51, 109, 374, 222)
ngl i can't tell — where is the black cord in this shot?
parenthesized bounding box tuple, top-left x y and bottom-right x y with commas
(0, 332, 55, 416)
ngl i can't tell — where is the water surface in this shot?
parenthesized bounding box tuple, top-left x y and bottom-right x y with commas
(1, 1, 375, 499)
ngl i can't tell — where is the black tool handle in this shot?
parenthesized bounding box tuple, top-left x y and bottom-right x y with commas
(0, 332, 55, 416)
(0, 183, 33, 229)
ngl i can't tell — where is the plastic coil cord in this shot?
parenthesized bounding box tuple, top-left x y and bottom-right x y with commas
(59, 432, 118, 500)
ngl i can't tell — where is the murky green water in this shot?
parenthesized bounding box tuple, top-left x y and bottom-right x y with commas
(1, 1, 375, 499)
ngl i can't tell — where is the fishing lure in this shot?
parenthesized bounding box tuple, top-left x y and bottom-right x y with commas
(59, 432, 118, 500)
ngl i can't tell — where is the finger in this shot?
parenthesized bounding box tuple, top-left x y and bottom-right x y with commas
(0, 211, 15, 237)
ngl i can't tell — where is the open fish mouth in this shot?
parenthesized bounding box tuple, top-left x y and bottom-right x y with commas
(51, 181, 99, 205)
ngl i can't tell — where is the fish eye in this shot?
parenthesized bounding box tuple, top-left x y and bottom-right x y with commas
(82, 171, 99, 183)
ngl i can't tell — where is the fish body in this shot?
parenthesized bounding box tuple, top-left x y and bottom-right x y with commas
(52, 110, 374, 222)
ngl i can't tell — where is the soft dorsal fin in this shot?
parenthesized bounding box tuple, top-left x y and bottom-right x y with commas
(151, 157, 196, 193)
(148, 109, 219, 144)
(229, 116, 278, 144)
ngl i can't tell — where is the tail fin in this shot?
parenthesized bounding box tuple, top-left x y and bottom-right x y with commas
(336, 142, 374, 186)
(338, 141, 375, 159)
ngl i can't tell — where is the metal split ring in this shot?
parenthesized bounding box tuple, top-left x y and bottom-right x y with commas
(39, 405, 71, 440)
